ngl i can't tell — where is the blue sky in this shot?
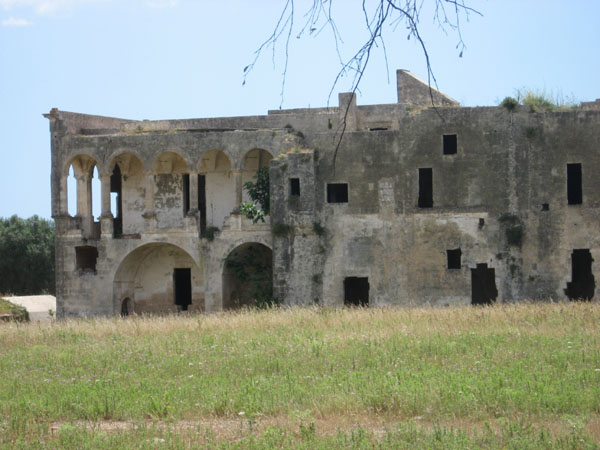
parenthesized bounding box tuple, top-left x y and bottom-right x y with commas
(1, 0, 599, 219)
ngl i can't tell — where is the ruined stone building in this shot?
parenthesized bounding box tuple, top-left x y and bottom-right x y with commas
(46, 70, 600, 317)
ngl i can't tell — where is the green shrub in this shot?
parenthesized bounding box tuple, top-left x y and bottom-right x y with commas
(500, 96, 519, 111)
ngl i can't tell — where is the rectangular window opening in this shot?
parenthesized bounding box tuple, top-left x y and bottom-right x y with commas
(344, 277, 369, 307)
(182, 173, 190, 215)
(198, 174, 206, 233)
(75, 245, 98, 274)
(447, 249, 462, 269)
(327, 183, 348, 203)
(443, 134, 457, 155)
(290, 178, 300, 196)
(567, 163, 582, 205)
(368, 127, 388, 131)
(418, 168, 433, 208)
(174, 268, 192, 311)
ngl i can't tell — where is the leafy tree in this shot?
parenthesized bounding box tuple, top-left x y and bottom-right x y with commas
(240, 166, 270, 223)
(0, 215, 55, 295)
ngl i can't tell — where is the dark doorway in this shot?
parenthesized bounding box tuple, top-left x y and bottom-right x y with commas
(471, 264, 497, 305)
(344, 277, 369, 306)
(567, 163, 582, 205)
(223, 243, 273, 309)
(565, 249, 595, 301)
(110, 164, 123, 237)
(121, 297, 133, 316)
(198, 174, 206, 233)
(418, 168, 433, 208)
(173, 268, 192, 311)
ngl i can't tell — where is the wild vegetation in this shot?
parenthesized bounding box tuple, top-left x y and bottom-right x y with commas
(0, 215, 55, 295)
(0, 298, 29, 322)
(501, 89, 579, 112)
(1, 302, 599, 448)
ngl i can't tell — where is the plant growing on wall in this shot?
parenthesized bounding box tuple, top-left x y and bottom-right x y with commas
(240, 166, 270, 223)
(225, 247, 276, 308)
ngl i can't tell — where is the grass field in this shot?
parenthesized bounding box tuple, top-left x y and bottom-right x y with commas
(0, 302, 599, 448)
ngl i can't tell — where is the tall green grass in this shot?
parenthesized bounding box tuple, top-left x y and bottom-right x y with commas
(1, 303, 599, 448)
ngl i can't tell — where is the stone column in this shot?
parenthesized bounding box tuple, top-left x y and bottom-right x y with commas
(232, 170, 243, 213)
(76, 173, 92, 237)
(100, 174, 112, 217)
(143, 173, 156, 232)
(59, 174, 68, 216)
(143, 173, 155, 215)
(188, 172, 199, 214)
(100, 174, 113, 237)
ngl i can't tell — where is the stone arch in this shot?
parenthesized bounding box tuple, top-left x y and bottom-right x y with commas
(241, 148, 273, 171)
(241, 149, 273, 205)
(152, 151, 189, 174)
(64, 152, 101, 178)
(152, 152, 189, 229)
(106, 153, 145, 236)
(105, 151, 144, 177)
(197, 149, 232, 173)
(114, 242, 204, 315)
(197, 150, 235, 229)
(222, 242, 273, 310)
(64, 154, 101, 237)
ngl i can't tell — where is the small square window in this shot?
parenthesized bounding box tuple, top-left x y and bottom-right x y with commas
(447, 248, 461, 269)
(327, 183, 348, 203)
(290, 178, 300, 196)
(443, 134, 457, 155)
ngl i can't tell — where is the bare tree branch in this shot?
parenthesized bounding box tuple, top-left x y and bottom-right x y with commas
(244, 0, 482, 167)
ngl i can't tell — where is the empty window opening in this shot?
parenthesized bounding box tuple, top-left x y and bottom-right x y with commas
(174, 268, 192, 311)
(471, 263, 497, 305)
(541, 203, 549, 211)
(198, 174, 206, 233)
(327, 183, 348, 203)
(565, 249, 595, 301)
(443, 134, 457, 155)
(67, 165, 77, 216)
(418, 168, 433, 208)
(110, 164, 123, 237)
(567, 163, 582, 205)
(120, 297, 133, 316)
(182, 173, 190, 215)
(447, 249, 462, 269)
(75, 246, 98, 273)
(91, 166, 101, 220)
(478, 218, 485, 229)
(369, 127, 388, 131)
(290, 178, 300, 196)
(344, 277, 369, 307)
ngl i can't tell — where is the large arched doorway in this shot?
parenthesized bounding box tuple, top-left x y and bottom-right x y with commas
(222, 242, 273, 310)
(114, 243, 203, 315)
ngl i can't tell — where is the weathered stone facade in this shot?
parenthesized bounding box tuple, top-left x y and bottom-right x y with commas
(47, 70, 600, 317)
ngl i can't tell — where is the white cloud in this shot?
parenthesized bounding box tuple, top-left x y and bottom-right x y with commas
(1, 16, 33, 25)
